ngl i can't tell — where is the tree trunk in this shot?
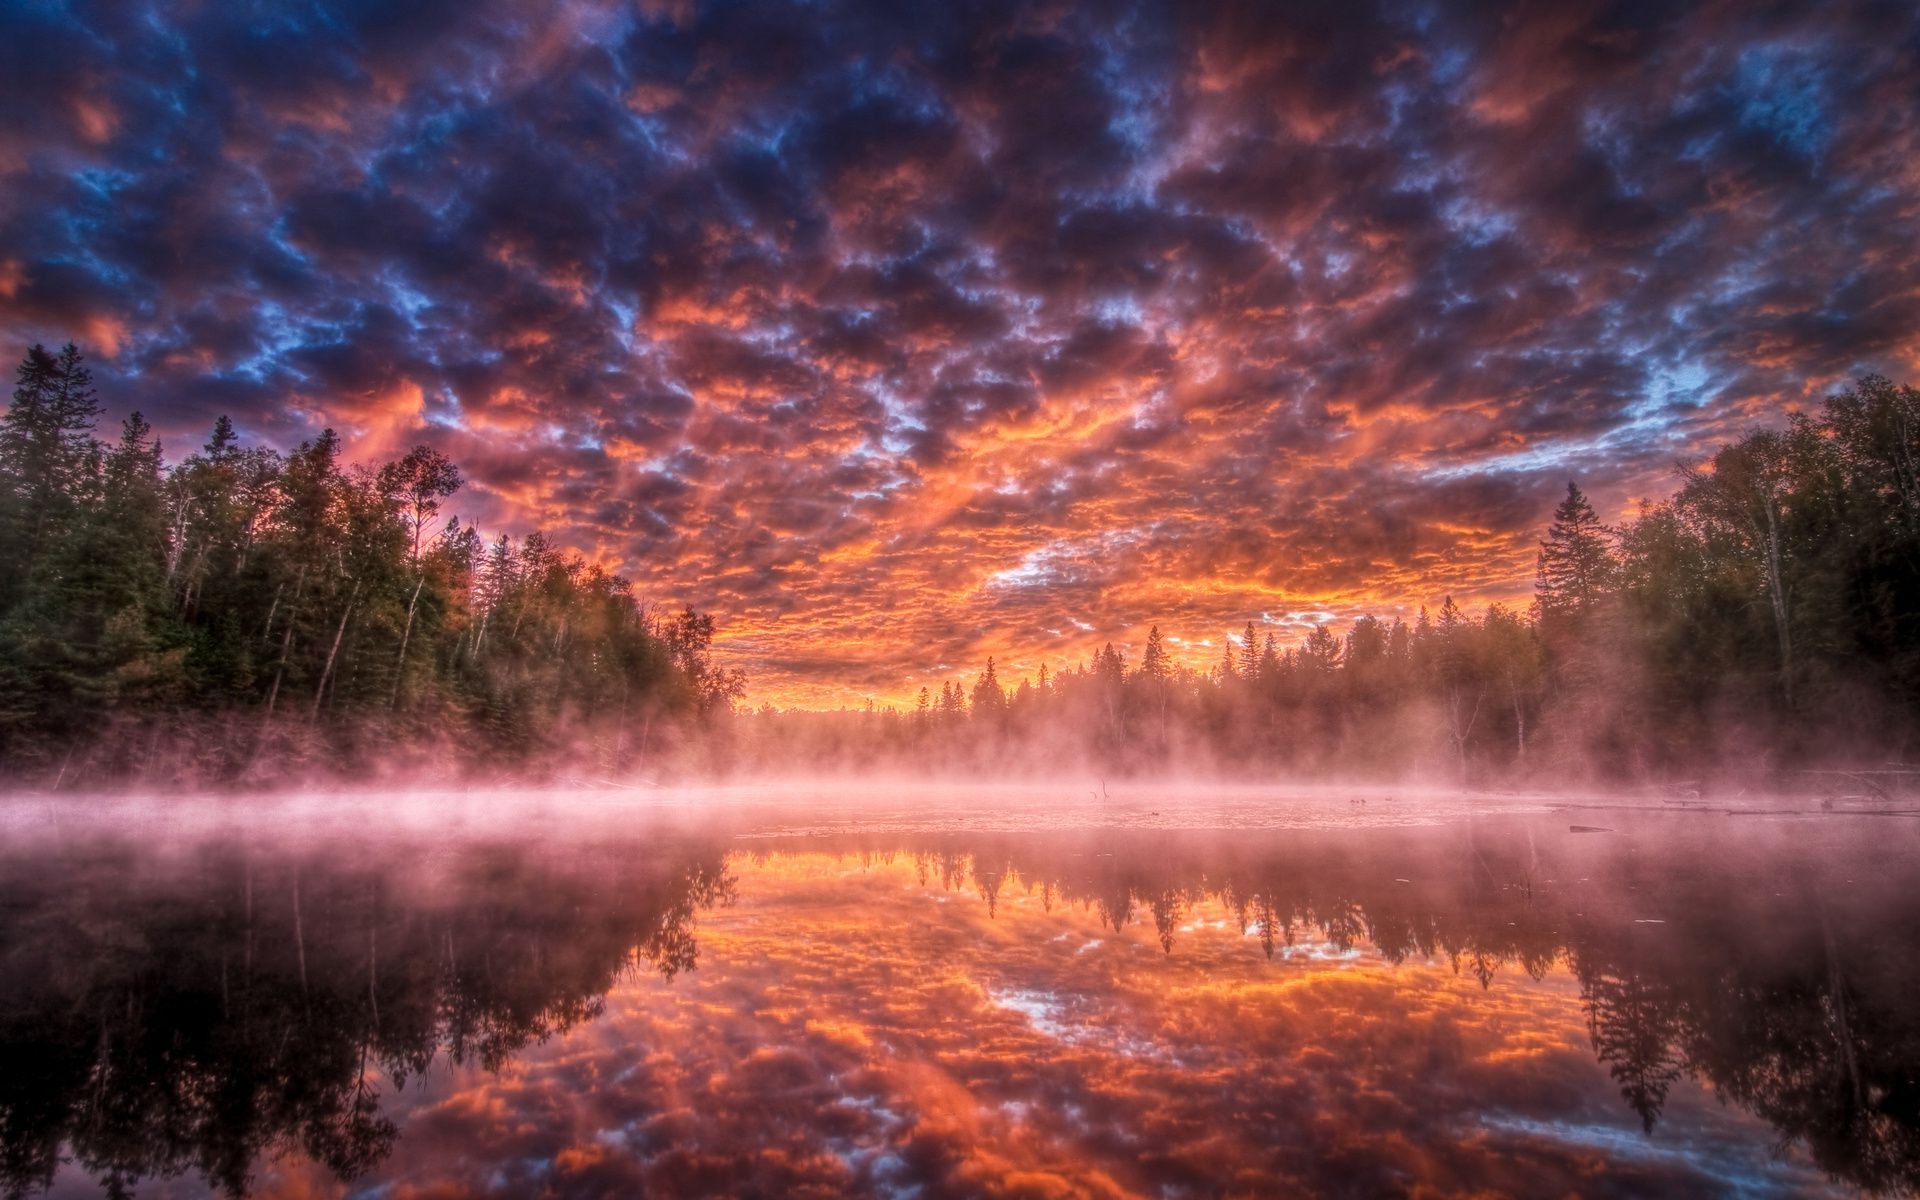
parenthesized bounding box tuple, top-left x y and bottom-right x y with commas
(1819, 903, 1865, 1114)
(165, 506, 191, 583)
(1509, 676, 1527, 760)
(390, 574, 426, 710)
(367, 910, 381, 1032)
(310, 579, 361, 721)
(292, 875, 309, 1008)
(262, 568, 306, 720)
(1759, 502, 1794, 708)
(261, 582, 285, 641)
(472, 606, 492, 660)
(1448, 685, 1483, 782)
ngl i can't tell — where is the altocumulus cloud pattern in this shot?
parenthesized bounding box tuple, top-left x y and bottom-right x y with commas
(1, 0, 1916, 705)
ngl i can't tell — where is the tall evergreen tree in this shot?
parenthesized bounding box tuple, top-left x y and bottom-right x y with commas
(1258, 633, 1281, 681)
(0, 343, 99, 607)
(1139, 626, 1171, 681)
(970, 657, 1006, 721)
(1299, 624, 1342, 675)
(1535, 482, 1617, 621)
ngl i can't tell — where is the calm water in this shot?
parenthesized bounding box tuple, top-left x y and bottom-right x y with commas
(3, 790, 1917, 1198)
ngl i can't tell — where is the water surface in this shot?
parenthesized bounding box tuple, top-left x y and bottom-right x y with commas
(3, 790, 1916, 1198)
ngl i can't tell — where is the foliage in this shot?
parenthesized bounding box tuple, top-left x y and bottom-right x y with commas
(0, 344, 738, 787)
(736, 376, 1920, 781)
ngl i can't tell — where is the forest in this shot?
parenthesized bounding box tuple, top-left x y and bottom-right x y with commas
(736, 374, 1920, 783)
(0, 343, 742, 787)
(3, 340, 1918, 787)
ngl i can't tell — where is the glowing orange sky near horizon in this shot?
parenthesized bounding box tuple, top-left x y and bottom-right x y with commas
(4, 2, 1920, 708)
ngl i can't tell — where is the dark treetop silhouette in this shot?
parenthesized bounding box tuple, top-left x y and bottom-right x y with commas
(0, 343, 743, 788)
(3, 341, 1920, 785)
(730, 374, 1920, 782)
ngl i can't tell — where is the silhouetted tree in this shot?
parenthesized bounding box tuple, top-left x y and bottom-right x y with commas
(970, 657, 1007, 724)
(1535, 482, 1616, 624)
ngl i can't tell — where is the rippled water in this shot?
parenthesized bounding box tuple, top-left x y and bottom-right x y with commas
(3, 789, 1916, 1198)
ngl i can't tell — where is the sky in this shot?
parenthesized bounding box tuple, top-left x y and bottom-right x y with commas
(1, 1, 1917, 708)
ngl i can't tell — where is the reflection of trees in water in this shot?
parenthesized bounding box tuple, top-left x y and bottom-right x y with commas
(0, 838, 734, 1199)
(1568, 898, 1920, 1196)
(8, 824, 1918, 1198)
(807, 825, 1920, 1197)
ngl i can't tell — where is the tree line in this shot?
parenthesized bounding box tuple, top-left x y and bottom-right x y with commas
(7, 338, 1914, 786)
(0, 343, 743, 787)
(736, 375, 1920, 783)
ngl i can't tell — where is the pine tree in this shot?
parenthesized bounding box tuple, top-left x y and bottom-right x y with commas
(1258, 633, 1281, 681)
(0, 408, 180, 748)
(970, 656, 1006, 721)
(1435, 595, 1483, 777)
(1139, 625, 1171, 681)
(0, 343, 100, 602)
(1299, 625, 1342, 675)
(1345, 615, 1387, 667)
(1535, 482, 1617, 621)
(98, 412, 170, 600)
(378, 446, 464, 706)
(206, 414, 238, 460)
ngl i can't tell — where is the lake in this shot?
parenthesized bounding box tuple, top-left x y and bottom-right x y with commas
(2, 787, 1916, 1198)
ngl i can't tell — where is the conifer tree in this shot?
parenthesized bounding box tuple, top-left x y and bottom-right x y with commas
(970, 656, 1006, 721)
(1140, 625, 1171, 681)
(1535, 482, 1616, 621)
(1299, 624, 1342, 675)
(1258, 633, 1281, 681)
(0, 343, 99, 604)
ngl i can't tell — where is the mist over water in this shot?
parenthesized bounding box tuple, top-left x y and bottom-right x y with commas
(4, 787, 1916, 1199)
(5, 0, 1920, 1194)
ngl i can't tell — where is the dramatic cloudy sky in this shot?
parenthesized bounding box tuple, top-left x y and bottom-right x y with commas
(2, 1, 1917, 706)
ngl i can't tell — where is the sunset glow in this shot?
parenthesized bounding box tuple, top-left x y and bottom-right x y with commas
(5, 3, 1916, 706)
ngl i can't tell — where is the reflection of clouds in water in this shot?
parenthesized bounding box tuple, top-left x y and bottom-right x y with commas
(990, 988, 1076, 1040)
(1267, 933, 1367, 963)
(361, 849, 1846, 1198)
(13, 816, 1901, 1199)
(988, 987, 1174, 1064)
